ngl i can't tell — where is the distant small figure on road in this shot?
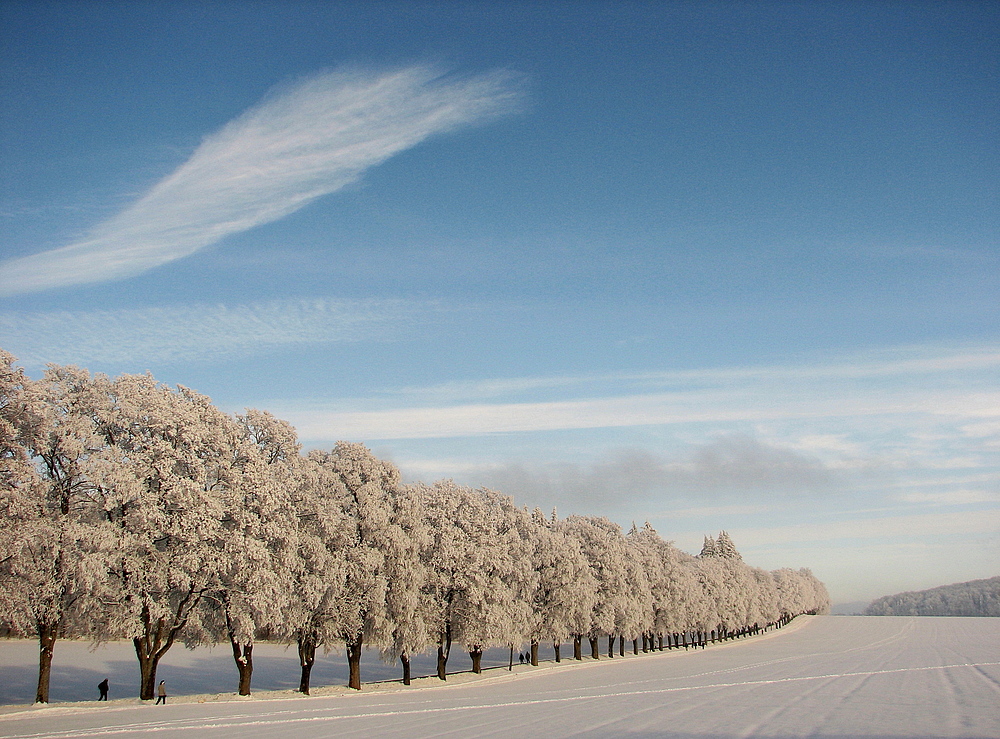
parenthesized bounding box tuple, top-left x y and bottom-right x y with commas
(156, 680, 167, 705)
(98, 678, 109, 701)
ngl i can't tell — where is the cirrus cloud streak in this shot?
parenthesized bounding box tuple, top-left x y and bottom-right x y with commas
(0, 297, 444, 366)
(0, 66, 524, 296)
(284, 386, 1000, 441)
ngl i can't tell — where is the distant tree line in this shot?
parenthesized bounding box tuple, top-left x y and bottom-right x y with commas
(0, 350, 830, 704)
(864, 577, 1000, 617)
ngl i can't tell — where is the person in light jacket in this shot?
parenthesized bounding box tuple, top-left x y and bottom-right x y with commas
(156, 680, 167, 705)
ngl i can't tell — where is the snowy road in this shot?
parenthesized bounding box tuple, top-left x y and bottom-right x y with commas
(2, 616, 999, 738)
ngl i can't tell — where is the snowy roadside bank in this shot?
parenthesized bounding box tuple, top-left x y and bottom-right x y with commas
(0, 616, 816, 712)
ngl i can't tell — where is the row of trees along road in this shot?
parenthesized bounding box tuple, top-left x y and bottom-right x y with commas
(0, 350, 830, 703)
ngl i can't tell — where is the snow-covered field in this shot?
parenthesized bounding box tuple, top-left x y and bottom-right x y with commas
(2, 616, 998, 738)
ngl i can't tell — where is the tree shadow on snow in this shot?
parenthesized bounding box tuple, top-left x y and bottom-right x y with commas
(1, 643, 545, 705)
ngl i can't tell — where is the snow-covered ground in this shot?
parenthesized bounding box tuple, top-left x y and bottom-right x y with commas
(2, 616, 998, 738)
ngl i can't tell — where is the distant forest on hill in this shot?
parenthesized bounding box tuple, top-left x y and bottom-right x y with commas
(864, 577, 1000, 617)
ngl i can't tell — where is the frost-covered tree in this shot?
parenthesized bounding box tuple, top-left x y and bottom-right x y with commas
(0, 351, 35, 539)
(456, 497, 536, 672)
(721, 558, 758, 634)
(690, 555, 725, 640)
(748, 566, 780, 628)
(209, 409, 302, 695)
(618, 524, 654, 654)
(308, 442, 404, 690)
(413, 481, 535, 678)
(283, 454, 350, 695)
(715, 530, 742, 561)
(772, 567, 830, 618)
(0, 350, 40, 630)
(559, 516, 631, 659)
(85, 374, 239, 700)
(0, 359, 111, 703)
(525, 508, 596, 663)
(627, 523, 695, 650)
(796, 567, 831, 615)
(379, 483, 435, 684)
(696, 531, 763, 637)
(667, 551, 706, 642)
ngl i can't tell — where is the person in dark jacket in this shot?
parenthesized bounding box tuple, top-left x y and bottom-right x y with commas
(98, 678, 109, 701)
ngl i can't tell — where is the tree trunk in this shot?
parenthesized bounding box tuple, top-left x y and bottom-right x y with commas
(530, 639, 538, 666)
(134, 638, 160, 701)
(134, 592, 200, 700)
(619, 635, 625, 657)
(35, 620, 58, 704)
(134, 610, 176, 701)
(231, 638, 253, 696)
(554, 642, 561, 662)
(297, 633, 317, 695)
(633, 638, 639, 655)
(400, 653, 411, 685)
(573, 635, 582, 660)
(658, 634, 664, 651)
(589, 636, 600, 659)
(608, 635, 615, 658)
(438, 643, 448, 679)
(437, 623, 452, 681)
(469, 646, 483, 673)
(346, 634, 363, 690)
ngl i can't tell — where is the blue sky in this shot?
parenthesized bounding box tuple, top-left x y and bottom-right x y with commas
(2, 0, 998, 604)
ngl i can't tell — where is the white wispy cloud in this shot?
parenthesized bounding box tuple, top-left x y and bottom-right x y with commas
(274, 344, 1000, 441)
(283, 385, 1000, 440)
(0, 66, 524, 296)
(391, 345, 1000, 403)
(0, 298, 442, 366)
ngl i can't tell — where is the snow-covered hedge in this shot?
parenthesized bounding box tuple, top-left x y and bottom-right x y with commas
(1, 350, 829, 702)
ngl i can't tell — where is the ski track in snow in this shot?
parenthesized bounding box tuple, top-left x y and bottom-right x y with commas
(2, 616, 999, 738)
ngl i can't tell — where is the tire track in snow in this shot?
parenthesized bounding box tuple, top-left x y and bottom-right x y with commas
(734, 671, 844, 738)
(569, 616, 915, 694)
(969, 664, 1000, 695)
(6, 661, 998, 739)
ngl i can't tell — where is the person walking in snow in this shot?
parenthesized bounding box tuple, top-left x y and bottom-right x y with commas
(155, 680, 167, 705)
(98, 678, 109, 701)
